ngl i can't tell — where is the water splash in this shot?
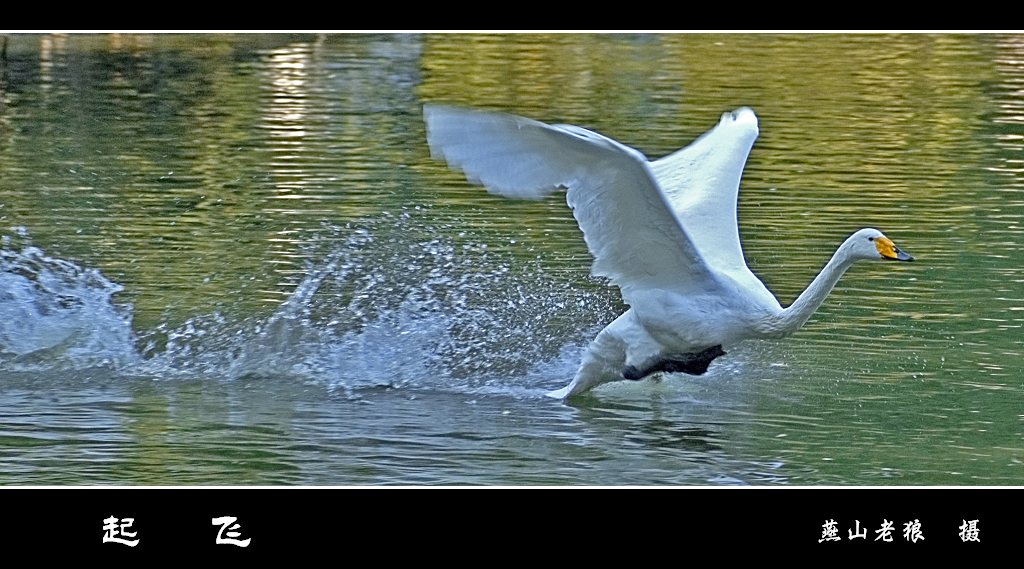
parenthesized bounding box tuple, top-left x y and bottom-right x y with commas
(0, 233, 139, 370)
(0, 224, 615, 397)
(141, 222, 613, 396)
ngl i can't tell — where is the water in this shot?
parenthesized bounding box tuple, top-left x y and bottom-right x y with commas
(0, 33, 1021, 485)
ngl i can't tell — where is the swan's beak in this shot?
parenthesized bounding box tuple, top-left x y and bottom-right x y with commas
(876, 237, 914, 262)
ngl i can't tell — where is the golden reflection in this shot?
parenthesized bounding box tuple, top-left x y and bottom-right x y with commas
(993, 34, 1024, 126)
(262, 45, 312, 144)
(38, 34, 66, 92)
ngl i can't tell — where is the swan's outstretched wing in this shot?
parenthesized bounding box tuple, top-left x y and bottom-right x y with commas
(649, 108, 760, 278)
(423, 104, 718, 299)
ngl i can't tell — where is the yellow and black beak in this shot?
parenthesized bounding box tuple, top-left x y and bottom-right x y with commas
(876, 237, 914, 262)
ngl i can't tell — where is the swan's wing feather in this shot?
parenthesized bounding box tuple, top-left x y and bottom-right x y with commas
(424, 104, 718, 298)
(649, 108, 759, 277)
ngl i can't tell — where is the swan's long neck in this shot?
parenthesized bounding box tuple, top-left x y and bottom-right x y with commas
(775, 242, 857, 334)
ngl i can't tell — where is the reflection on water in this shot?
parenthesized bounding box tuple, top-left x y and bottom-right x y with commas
(0, 33, 1022, 485)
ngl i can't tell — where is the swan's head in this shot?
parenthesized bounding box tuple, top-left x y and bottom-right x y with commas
(846, 228, 914, 262)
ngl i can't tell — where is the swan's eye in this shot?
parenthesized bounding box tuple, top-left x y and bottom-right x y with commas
(868, 237, 875, 241)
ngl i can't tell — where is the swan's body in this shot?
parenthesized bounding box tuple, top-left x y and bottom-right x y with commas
(423, 105, 913, 398)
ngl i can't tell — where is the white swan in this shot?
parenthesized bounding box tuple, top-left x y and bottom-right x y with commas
(423, 105, 914, 399)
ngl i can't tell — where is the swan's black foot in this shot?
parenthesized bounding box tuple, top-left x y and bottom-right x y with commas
(622, 345, 726, 381)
